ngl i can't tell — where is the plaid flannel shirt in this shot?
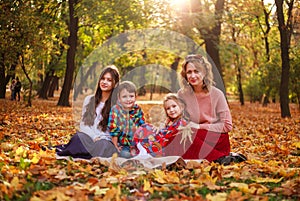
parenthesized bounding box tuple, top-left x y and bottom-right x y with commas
(108, 102, 145, 147)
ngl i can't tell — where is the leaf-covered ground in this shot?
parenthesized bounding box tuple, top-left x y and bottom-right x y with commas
(0, 98, 299, 201)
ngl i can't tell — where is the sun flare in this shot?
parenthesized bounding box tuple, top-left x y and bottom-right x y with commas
(169, 0, 187, 7)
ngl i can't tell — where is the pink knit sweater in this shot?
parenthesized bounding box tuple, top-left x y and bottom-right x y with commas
(178, 86, 232, 133)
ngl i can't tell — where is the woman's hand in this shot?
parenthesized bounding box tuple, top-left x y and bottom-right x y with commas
(111, 137, 121, 152)
(187, 121, 200, 129)
(93, 136, 101, 142)
(115, 145, 122, 152)
(177, 124, 193, 152)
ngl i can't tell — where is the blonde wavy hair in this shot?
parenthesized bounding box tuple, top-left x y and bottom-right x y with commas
(180, 54, 215, 92)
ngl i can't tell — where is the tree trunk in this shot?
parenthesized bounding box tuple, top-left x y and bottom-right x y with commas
(0, 53, 18, 99)
(275, 0, 292, 117)
(0, 53, 6, 98)
(202, 0, 226, 95)
(259, 0, 272, 61)
(170, 57, 180, 92)
(38, 71, 52, 99)
(20, 54, 32, 107)
(204, 36, 224, 91)
(57, 0, 79, 106)
(48, 76, 59, 97)
(74, 61, 98, 100)
(38, 36, 64, 99)
(237, 65, 244, 105)
(138, 51, 147, 96)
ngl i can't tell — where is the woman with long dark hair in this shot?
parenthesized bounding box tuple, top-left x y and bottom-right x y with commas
(55, 65, 120, 159)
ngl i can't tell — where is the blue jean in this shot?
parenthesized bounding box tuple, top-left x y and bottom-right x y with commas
(119, 146, 132, 159)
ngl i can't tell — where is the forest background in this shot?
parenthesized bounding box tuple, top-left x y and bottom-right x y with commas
(0, 0, 299, 115)
(0, 0, 300, 200)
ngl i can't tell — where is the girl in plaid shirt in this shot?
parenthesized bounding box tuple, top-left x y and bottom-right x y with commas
(108, 81, 145, 158)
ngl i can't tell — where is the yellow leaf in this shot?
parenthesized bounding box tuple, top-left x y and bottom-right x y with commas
(248, 159, 263, 165)
(103, 185, 121, 201)
(10, 176, 19, 188)
(16, 146, 25, 156)
(252, 177, 283, 183)
(35, 137, 45, 143)
(190, 178, 201, 184)
(31, 153, 40, 164)
(106, 176, 119, 184)
(229, 182, 249, 193)
(227, 190, 248, 201)
(204, 181, 223, 190)
(277, 167, 297, 178)
(153, 170, 166, 184)
(40, 113, 48, 118)
(292, 142, 300, 148)
(143, 179, 153, 194)
(165, 171, 180, 184)
(204, 165, 212, 172)
(3, 181, 11, 188)
(91, 186, 110, 196)
(152, 170, 180, 184)
(249, 183, 269, 195)
(55, 191, 71, 201)
(30, 196, 44, 201)
(206, 192, 227, 201)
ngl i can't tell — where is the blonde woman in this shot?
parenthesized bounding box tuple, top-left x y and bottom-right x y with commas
(177, 54, 246, 165)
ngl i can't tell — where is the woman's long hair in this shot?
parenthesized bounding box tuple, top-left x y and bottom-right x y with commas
(82, 65, 120, 131)
(180, 54, 215, 92)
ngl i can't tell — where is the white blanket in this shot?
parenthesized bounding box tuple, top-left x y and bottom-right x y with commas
(56, 143, 203, 169)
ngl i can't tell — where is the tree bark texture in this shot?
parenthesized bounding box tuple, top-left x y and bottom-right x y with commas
(0, 53, 6, 99)
(57, 0, 79, 106)
(48, 76, 59, 97)
(73, 62, 98, 100)
(200, 0, 226, 95)
(38, 71, 53, 99)
(275, 0, 292, 117)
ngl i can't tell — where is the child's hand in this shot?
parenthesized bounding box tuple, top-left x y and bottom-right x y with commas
(152, 126, 160, 134)
(130, 146, 138, 156)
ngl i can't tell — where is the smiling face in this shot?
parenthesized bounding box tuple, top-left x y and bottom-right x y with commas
(181, 54, 214, 92)
(99, 72, 114, 92)
(118, 88, 136, 110)
(164, 99, 183, 120)
(185, 62, 205, 89)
